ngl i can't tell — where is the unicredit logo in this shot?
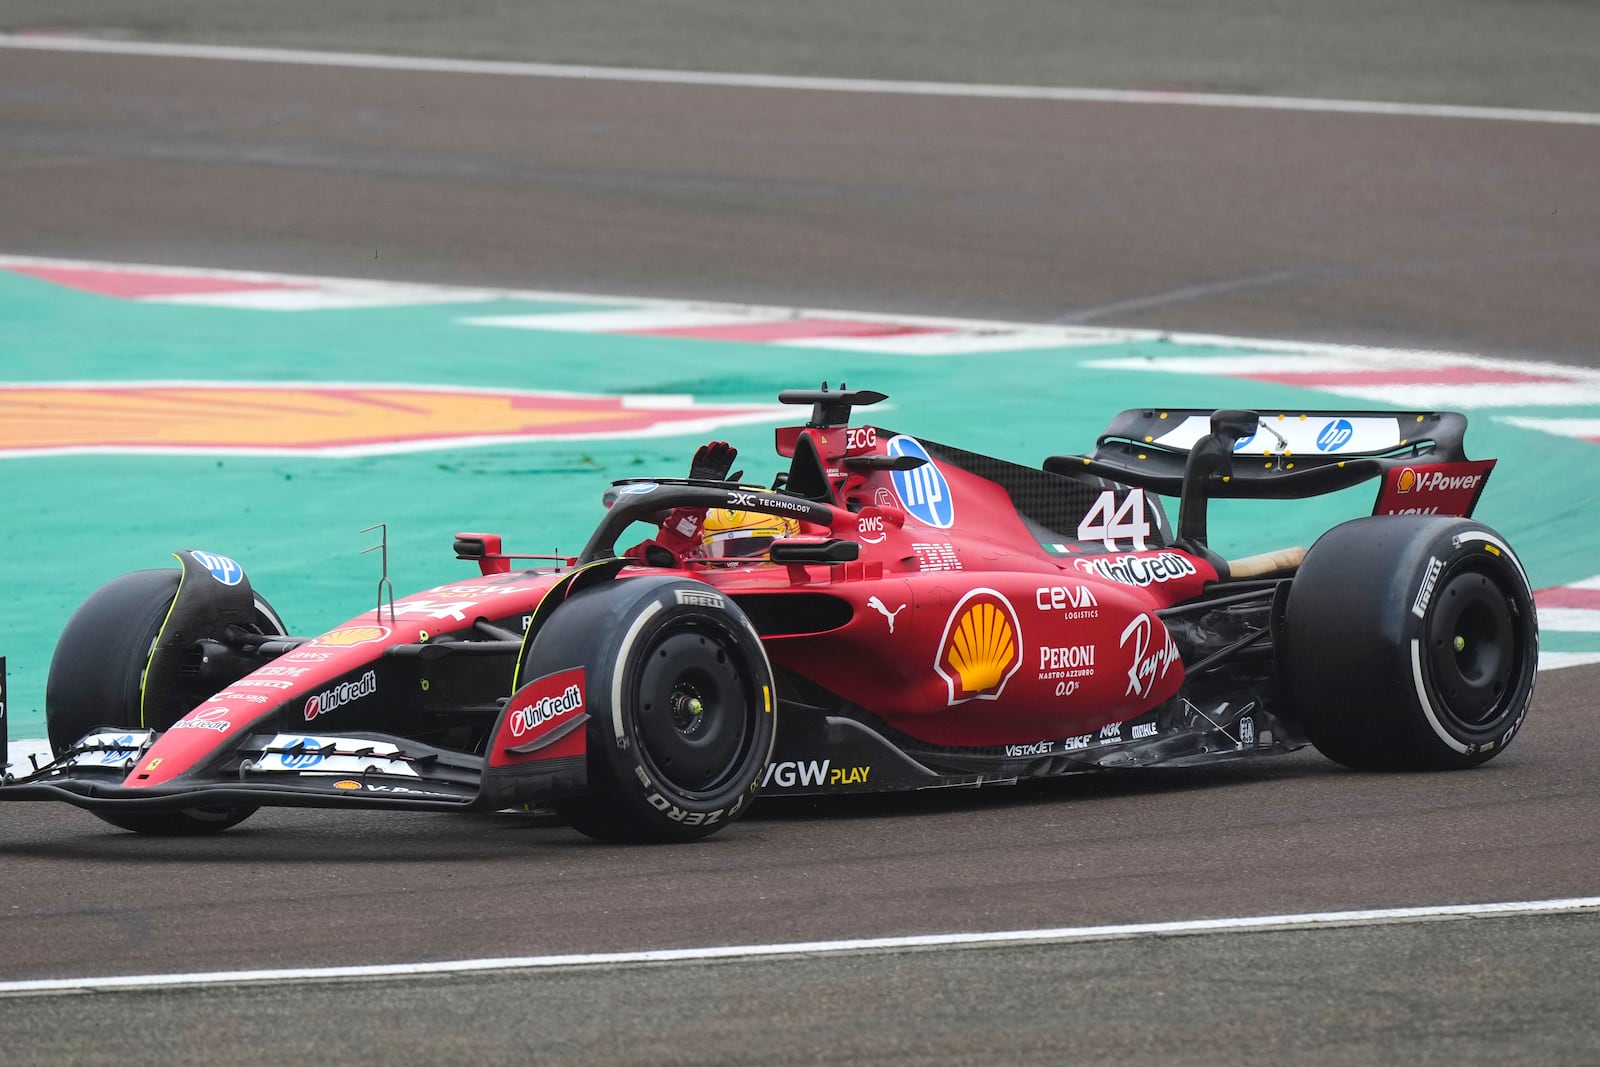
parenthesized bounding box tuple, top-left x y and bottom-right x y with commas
(304, 670, 377, 721)
(509, 684, 584, 737)
(1074, 552, 1197, 587)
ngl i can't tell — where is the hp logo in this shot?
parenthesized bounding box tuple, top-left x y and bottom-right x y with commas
(278, 739, 325, 770)
(888, 436, 954, 528)
(1316, 419, 1355, 452)
(192, 550, 243, 586)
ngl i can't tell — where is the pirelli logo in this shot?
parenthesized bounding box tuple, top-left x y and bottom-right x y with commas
(676, 589, 726, 610)
(1412, 556, 1444, 619)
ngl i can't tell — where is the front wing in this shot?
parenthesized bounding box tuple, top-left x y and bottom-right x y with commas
(3, 692, 1314, 814)
(0, 727, 583, 814)
(4, 704, 1316, 814)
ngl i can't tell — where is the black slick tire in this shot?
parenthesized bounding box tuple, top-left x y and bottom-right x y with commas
(526, 575, 777, 843)
(46, 568, 287, 835)
(1284, 515, 1538, 771)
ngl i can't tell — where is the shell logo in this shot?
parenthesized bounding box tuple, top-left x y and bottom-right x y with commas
(0, 383, 783, 458)
(935, 589, 1022, 706)
(315, 625, 391, 647)
(1397, 467, 1417, 493)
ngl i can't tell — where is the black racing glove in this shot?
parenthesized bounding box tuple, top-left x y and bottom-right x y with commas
(689, 440, 741, 483)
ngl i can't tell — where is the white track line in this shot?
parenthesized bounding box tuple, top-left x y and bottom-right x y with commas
(1537, 609, 1600, 633)
(1540, 652, 1600, 671)
(0, 252, 1556, 367)
(146, 286, 502, 311)
(463, 309, 782, 332)
(3, 34, 1598, 126)
(1, 897, 1595, 996)
(1500, 416, 1600, 441)
(775, 327, 1117, 354)
(6, 252, 1596, 382)
(1085, 352, 1600, 380)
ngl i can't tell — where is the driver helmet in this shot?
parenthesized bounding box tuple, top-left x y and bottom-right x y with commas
(699, 508, 799, 560)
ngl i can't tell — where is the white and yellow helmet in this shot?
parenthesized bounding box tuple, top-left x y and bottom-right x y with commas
(699, 509, 799, 560)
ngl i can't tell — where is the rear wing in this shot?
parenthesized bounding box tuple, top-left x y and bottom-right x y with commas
(1045, 408, 1494, 556)
(1050, 408, 1480, 497)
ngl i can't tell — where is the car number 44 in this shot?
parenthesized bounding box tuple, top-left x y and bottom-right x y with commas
(1078, 489, 1152, 551)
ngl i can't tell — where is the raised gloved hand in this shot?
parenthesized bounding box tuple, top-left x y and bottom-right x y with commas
(625, 440, 744, 566)
(689, 441, 741, 483)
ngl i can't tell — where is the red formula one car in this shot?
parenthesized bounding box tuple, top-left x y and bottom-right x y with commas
(0, 386, 1538, 842)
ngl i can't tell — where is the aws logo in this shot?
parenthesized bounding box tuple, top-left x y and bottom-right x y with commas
(0, 384, 782, 458)
(935, 589, 1022, 706)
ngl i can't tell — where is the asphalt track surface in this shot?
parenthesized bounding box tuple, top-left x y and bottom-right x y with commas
(3, 31, 1600, 364)
(2, 8, 1600, 1064)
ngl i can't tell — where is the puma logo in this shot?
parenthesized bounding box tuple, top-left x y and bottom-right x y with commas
(866, 596, 907, 633)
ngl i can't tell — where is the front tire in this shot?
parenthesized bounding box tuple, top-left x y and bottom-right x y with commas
(527, 576, 777, 842)
(46, 567, 286, 834)
(1284, 516, 1538, 770)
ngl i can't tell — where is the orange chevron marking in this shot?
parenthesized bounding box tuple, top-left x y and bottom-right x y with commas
(0, 384, 778, 455)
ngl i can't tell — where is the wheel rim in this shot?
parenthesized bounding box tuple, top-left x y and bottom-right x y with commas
(633, 623, 753, 795)
(1426, 568, 1524, 731)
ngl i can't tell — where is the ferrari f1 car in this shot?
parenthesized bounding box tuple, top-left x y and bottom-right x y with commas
(0, 386, 1538, 842)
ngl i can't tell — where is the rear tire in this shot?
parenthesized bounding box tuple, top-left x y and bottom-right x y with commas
(1284, 516, 1538, 770)
(529, 576, 777, 842)
(46, 567, 286, 835)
